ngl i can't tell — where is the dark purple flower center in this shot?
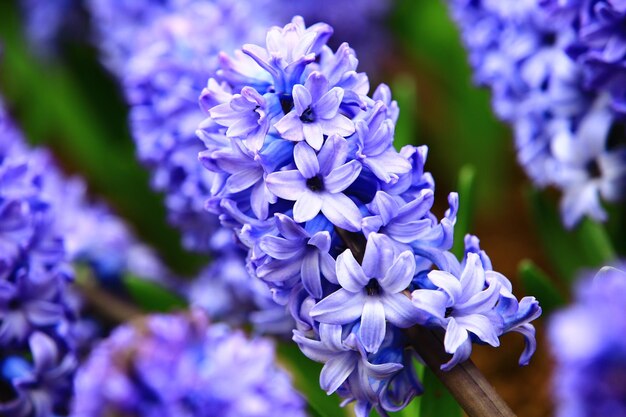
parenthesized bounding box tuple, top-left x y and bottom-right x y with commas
(586, 159, 602, 178)
(279, 94, 294, 114)
(306, 175, 325, 192)
(0, 376, 17, 402)
(607, 121, 626, 150)
(300, 106, 315, 123)
(366, 278, 381, 296)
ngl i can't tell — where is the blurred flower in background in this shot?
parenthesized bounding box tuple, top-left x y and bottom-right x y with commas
(549, 264, 626, 417)
(446, 0, 626, 228)
(71, 311, 306, 417)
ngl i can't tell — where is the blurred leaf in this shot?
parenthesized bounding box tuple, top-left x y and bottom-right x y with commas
(452, 165, 477, 259)
(390, 0, 510, 213)
(419, 368, 462, 417)
(277, 343, 348, 417)
(518, 259, 566, 315)
(527, 188, 618, 284)
(393, 74, 418, 150)
(575, 218, 617, 267)
(526, 189, 590, 283)
(124, 275, 187, 312)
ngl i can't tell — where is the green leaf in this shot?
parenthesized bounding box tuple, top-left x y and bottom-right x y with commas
(123, 275, 187, 312)
(277, 343, 348, 417)
(452, 165, 477, 259)
(419, 367, 462, 417)
(575, 218, 617, 267)
(518, 259, 566, 315)
(392, 75, 418, 150)
(526, 189, 589, 283)
(526, 189, 618, 284)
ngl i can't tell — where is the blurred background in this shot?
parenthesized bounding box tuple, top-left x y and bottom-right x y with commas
(1, 1, 605, 415)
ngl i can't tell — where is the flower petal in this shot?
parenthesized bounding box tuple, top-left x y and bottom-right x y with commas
(259, 235, 305, 260)
(444, 317, 469, 355)
(310, 288, 365, 324)
(293, 190, 323, 223)
(320, 352, 357, 394)
(303, 122, 324, 151)
(275, 111, 304, 142)
(380, 251, 416, 293)
(320, 193, 362, 232)
(266, 170, 306, 201)
(380, 293, 418, 328)
(293, 84, 313, 115)
(359, 298, 386, 353)
(294, 141, 320, 178)
(325, 160, 362, 194)
(336, 249, 369, 291)
(301, 250, 323, 299)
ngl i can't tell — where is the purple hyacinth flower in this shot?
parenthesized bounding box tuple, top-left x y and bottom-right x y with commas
(1, 332, 76, 417)
(259, 213, 337, 298)
(275, 72, 355, 150)
(549, 265, 626, 417)
(200, 138, 276, 220)
(310, 233, 418, 353)
(294, 324, 403, 398)
(265, 135, 363, 230)
(72, 311, 305, 417)
(551, 103, 626, 227)
(411, 252, 502, 370)
(209, 86, 274, 151)
(354, 101, 411, 183)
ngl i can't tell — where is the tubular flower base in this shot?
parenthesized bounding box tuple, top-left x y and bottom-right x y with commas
(71, 311, 306, 417)
(549, 264, 626, 417)
(197, 17, 540, 416)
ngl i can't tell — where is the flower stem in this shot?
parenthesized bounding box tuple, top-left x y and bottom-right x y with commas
(75, 266, 143, 323)
(408, 326, 516, 417)
(334, 227, 516, 417)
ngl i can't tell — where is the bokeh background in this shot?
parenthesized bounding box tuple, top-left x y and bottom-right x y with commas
(4, 1, 622, 415)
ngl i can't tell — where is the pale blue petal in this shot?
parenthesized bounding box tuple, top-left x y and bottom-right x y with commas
(325, 160, 362, 193)
(266, 170, 306, 200)
(380, 251, 416, 293)
(301, 250, 323, 298)
(444, 317, 469, 355)
(362, 233, 395, 278)
(318, 134, 348, 176)
(293, 84, 312, 115)
(380, 293, 418, 328)
(456, 314, 500, 347)
(303, 122, 324, 151)
(275, 111, 305, 142)
(359, 298, 387, 353)
(336, 248, 369, 291)
(320, 192, 362, 232)
(294, 141, 320, 178)
(293, 190, 323, 223)
(259, 235, 305, 260)
(310, 289, 365, 324)
(320, 353, 357, 394)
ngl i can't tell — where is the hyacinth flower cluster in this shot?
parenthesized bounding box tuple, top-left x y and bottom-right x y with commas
(549, 264, 626, 417)
(87, 0, 290, 332)
(0, 107, 78, 417)
(446, 0, 626, 228)
(197, 17, 541, 415)
(71, 310, 306, 417)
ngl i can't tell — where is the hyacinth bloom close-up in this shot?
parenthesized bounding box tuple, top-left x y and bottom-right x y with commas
(2, 0, 626, 416)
